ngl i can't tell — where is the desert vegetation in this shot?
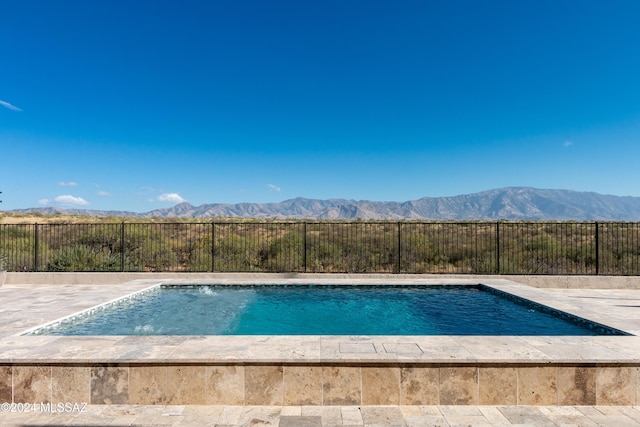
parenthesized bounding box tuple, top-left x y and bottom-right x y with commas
(0, 213, 638, 275)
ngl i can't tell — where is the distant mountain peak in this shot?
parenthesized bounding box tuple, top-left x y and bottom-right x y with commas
(8, 187, 640, 221)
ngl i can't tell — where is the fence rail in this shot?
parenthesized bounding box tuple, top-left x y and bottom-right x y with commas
(1, 221, 639, 275)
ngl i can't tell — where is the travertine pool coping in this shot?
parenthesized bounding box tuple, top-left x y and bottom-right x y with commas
(1, 276, 639, 364)
(1, 274, 640, 406)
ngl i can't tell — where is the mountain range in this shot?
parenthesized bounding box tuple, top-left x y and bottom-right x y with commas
(9, 187, 640, 221)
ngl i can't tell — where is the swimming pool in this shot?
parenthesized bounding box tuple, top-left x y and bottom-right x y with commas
(26, 284, 627, 336)
(6, 276, 640, 407)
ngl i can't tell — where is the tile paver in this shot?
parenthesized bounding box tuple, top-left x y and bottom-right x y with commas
(3, 404, 640, 425)
(1, 275, 640, 425)
(2, 279, 639, 364)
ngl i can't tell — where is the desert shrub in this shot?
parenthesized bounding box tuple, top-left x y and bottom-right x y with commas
(76, 225, 121, 252)
(399, 230, 433, 273)
(264, 232, 304, 272)
(342, 242, 376, 273)
(306, 242, 338, 272)
(0, 225, 35, 271)
(123, 224, 179, 271)
(215, 234, 263, 271)
(185, 234, 213, 271)
(46, 245, 122, 271)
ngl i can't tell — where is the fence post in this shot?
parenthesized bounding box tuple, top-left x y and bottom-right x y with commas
(595, 221, 599, 275)
(211, 222, 216, 272)
(34, 223, 39, 272)
(397, 221, 401, 274)
(303, 222, 307, 273)
(496, 221, 500, 274)
(121, 222, 125, 272)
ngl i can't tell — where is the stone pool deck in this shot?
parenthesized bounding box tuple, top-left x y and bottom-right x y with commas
(1, 274, 640, 425)
(3, 403, 640, 426)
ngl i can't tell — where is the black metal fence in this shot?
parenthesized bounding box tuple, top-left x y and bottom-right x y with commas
(0, 221, 639, 275)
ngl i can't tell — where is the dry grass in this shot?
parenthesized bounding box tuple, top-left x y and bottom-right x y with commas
(0, 212, 98, 224)
(0, 212, 210, 224)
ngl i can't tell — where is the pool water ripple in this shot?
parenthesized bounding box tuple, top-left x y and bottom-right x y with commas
(28, 285, 627, 336)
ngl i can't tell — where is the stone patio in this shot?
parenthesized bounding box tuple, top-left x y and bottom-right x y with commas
(1, 273, 640, 425)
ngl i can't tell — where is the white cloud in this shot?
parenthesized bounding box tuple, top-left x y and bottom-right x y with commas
(563, 140, 573, 147)
(58, 181, 78, 187)
(157, 193, 186, 203)
(54, 195, 90, 206)
(96, 190, 112, 197)
(0, 100, 22, 112)
(267, 184, 281, 192)
(38, 199, 50, 206)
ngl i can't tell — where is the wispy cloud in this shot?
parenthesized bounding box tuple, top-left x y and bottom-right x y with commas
(53, 195, 90, 206)
(157, 193, 186, 203)
(563, 140, 573, 147)
(267, 184, 281, 192)
(39, 195, 89, 207)
(96, 190, 112, 197)
(0, 100, 23, 112)
(58, 181, 78, 187)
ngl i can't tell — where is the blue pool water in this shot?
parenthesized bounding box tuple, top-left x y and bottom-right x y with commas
(30, 285, 626, 336)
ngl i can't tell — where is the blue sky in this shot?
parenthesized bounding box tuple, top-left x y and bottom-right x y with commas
(1, 0, 639, 212)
